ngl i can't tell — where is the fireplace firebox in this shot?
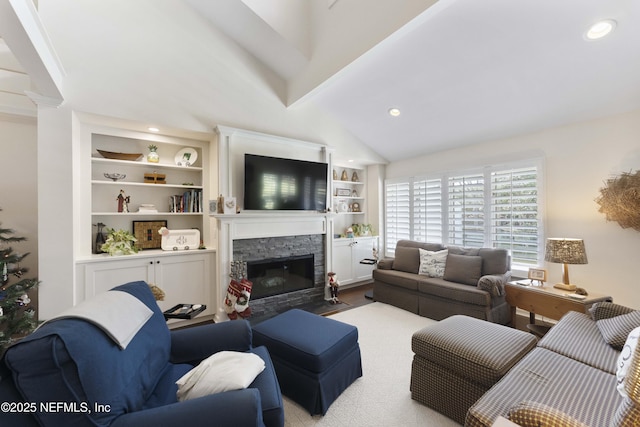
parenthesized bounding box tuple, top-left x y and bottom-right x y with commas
(247, 254, 315, 300)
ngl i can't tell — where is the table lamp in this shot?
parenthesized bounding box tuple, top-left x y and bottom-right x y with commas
(544, 238, 588, 291)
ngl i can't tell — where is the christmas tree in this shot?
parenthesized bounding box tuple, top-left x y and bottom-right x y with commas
(0, 211, 39, 355)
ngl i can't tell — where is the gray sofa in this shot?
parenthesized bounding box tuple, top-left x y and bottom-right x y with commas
(373, 240, 511, 324)
(466, 302, 640, 427)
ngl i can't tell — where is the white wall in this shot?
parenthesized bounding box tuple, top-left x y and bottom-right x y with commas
(386, 109, 640, 309)
(0, 114, 38, 302)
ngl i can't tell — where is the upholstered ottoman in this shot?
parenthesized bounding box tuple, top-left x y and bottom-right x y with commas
(252, 309, 362, 415)
(410, 315, 537, 424)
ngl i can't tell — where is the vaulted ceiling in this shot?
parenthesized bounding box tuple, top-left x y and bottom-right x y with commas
(3, 0, 640, 164)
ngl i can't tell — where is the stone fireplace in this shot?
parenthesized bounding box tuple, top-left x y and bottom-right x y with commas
(214, 213, 331, 322)
(234, 234, 326, 319)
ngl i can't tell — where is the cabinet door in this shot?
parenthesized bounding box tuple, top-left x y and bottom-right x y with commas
(154, 253, 211, 315)
(353, 238, 377, 281)
(84, 257, 155, 298)
(332, 240, 355, 283)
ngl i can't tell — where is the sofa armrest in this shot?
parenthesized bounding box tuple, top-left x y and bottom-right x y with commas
(477, 272, 511, 297)
(170, 320, 252, 365)
(589, 301, 634, 321)
(111, 388, 263, 427)
(377, 258, 394, 270)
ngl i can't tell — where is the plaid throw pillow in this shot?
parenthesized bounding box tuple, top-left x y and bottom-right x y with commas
(597, 311, 640, 350)
(508, 401, 589, 427)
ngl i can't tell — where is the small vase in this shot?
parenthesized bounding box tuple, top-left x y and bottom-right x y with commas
(147, 150, 159, 163)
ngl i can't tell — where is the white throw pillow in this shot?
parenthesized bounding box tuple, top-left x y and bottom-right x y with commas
(176, 351, 265, 401)
(418, 248, 448, 278)
(616, 325, 640, 397)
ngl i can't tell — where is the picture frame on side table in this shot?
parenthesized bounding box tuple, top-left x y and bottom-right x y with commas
(133, 220, 167, 250)
(527, 268, 547, 286)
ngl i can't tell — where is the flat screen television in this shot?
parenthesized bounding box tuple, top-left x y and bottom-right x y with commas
(244, 154, 328, 211)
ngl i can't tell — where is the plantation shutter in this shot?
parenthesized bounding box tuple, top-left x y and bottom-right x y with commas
(448, 173, 485, 247)
(413, 178, 442, 243)
(491, 166, 539, 266)
(385, 181, 411, 254)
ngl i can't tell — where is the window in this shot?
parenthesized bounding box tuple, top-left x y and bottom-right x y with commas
(384, 160, 543, 268)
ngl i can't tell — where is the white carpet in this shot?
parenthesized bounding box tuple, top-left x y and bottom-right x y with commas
(282, 302, 461, 427)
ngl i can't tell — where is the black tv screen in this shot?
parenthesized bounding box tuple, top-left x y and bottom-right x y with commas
(244, 154, 328, 211)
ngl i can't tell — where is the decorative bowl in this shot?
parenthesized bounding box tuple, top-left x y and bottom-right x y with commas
(97, 149, 143, 161)
(104, 173, 126, 182)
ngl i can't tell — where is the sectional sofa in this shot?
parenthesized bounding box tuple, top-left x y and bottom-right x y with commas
(466, 301, 640, 426)
(373, 240, 511, 324)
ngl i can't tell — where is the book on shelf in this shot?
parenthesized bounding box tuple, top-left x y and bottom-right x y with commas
(169, 189, 202, 213)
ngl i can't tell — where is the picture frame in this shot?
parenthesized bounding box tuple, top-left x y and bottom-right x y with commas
(132, 220, 167, 250)
(223, 196, 236, 214)
(527, 268, 547, 285)
(209, 199, 217, 215)
(336, 188, 351, 197)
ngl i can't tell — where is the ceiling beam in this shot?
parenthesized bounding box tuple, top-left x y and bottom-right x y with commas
(0, 0, 65, 106)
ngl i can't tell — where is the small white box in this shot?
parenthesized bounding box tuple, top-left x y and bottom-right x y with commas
(161, 229, 200, 251)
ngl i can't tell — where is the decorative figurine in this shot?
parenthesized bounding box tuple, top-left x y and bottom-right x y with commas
(341, 170, 348, 181)
(333, 169, 338, 180)
(327, 272, 340, 304)
(346, 226, 354, 238)
(352, 171, 359, 182)
(117, 190, 130, 213)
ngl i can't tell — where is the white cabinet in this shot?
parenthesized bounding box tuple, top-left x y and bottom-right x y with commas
(331, 236, 379, 286)
(80, 250, 214, 319)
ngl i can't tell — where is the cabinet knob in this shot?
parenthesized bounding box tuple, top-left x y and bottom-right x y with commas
(156, 260, 160, 264)
(149, 261, 153, 265)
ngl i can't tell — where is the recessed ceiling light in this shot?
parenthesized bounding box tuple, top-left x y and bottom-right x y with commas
(388, 108, 401, 117)
(348, 159, 354, 163)
(148, 127, 160, 132)
(585, 19, 616, 40)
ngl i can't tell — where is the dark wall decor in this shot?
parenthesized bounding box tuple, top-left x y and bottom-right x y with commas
(595, 170, 640, 231)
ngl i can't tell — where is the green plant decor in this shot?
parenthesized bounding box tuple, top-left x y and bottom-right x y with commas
(101, 228, 139, 256)
(351, 223, 374, 237)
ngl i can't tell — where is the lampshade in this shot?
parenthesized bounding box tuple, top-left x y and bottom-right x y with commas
(544, 238, 588, 264)
(544, 238, 587, 291)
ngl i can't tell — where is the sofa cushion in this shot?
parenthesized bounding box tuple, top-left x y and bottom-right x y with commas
(418, 248, 448, 277)
(5, 281, 171, 427)
(417, 277, 490, 307)
(538, 311, 619, 374)
(597, 310, 640, 350)
(392, 246, 420, 273)
(373, 268, 419, 291)
(466, 348, 622, 427)
(443, 254, 483, 286)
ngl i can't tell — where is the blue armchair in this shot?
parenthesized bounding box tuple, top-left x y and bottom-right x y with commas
(0, 281, 284, 427)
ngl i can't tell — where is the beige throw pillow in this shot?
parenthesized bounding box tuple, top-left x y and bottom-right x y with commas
(176, 351, 265, 401)
(616, 326, 640, 398)
(418, 248, 448, 278)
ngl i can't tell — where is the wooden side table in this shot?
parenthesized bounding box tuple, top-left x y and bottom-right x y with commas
(505, 282, 612, 329)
